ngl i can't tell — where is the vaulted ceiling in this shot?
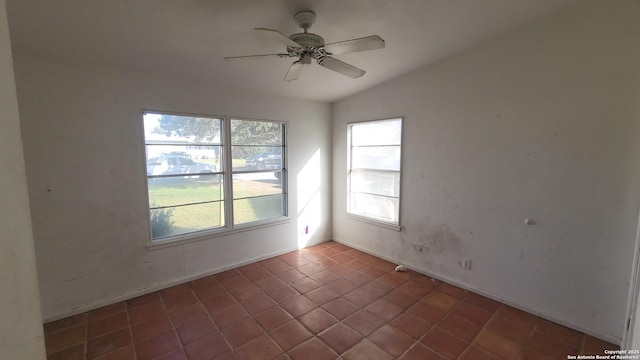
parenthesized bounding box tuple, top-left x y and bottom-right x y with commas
(7, 0, 579, 102)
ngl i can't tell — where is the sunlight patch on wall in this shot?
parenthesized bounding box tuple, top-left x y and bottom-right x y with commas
(296, 149, 322, 249)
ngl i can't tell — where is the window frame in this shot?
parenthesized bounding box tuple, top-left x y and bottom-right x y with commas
(142, 110, 288, 247)
(346, 117, 403, 231)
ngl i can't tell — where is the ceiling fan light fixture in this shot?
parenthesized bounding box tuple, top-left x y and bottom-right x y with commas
(301, 53, 312, 65)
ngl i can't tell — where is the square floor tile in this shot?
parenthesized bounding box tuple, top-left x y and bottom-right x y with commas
(254, 307, 292, 331)
(270, 320, 312, 351)
(384, 290, 420, 310)
(424, 292, 459, 311)
(464, 293, 501, 313)
(391, 313, 432, 339)
(319, 323, 363, 354)
(527, 331, 578, 359)
(368, 324, 414, 357)
(453, 302, 493, 327)
(322, 298, 359, 320)
(131, 314, 172, 343)
(364, 299, 403, 322)
(421, 327, 469, 360)
(408, 302, 447, 324)
(45, 325, 86, 354)
(228, 284, 262, 302)
(299, 308, 338, 334)
(344, 288, 379, 308)
(484, 315, 532, 346)
(47, 344, 85, 360)
(88, 312, 128, 339)
(281, 295, 318, 318)
(133, 330, 179, 360)
(326, 278, 358, 295)
(234, 335, 283, 360)
(128, 300, 165, 324)
(536, 319, 583, 347)
(241, 293, 277, 315)
(438, 314, 482, 342)
(437, 283, 469, 300)
(342, 339, 394, 360)
(290, 277, 322, 294)
(288, 337, 338, 360)
(183, 332, 230, 360)
(222, 318, 264, 348)
(305, 286, 340, 305)
(254, 276, 287, 291)
(473, 329, 521, 360)
(343, 310, 386, 336)
(209, 303, 249, 329)
(176, 317, 217, 346)
(400, 343, 448, 360)
(168, 303, 208, 328)
(87, 328, 131, 359)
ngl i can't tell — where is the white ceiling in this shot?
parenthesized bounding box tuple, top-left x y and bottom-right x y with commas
(7, 0, 580, 103)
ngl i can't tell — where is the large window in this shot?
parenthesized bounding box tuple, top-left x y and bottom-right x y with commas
(347, 118, 402, 226)
(143, 111, 286, 242)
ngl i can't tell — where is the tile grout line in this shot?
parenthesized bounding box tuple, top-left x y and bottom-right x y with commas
(123, 301, 137, 360)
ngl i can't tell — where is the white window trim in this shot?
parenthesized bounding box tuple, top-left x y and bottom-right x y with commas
(141, 110, 288, 248)
(346, 117, 403, 230)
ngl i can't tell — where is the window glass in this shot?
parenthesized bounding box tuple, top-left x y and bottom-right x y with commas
(232, 146, 282, 171)
(351, 146, 401, 171)
(351, 119, 401, 146)
(348, 118, 402, 226)
(143, 112, 287, 242)
(231, 119, 286, 225)
(234, 195, 285, 225)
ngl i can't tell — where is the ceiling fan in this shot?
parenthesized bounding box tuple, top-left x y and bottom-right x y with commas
(223, 11, 385, 81)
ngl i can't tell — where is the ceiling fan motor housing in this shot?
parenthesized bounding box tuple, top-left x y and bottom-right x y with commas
(289, 33, 325, 48)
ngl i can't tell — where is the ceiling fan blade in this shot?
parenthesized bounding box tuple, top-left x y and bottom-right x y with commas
(283, 61, 303, 82)
(224, 53, 290, 61)
(318, 56, 365, 78)
(323, 35, 385, 55)
(255, 28, 302, 48)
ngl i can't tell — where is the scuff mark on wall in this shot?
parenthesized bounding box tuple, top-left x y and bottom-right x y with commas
(427, 223, 461, 254)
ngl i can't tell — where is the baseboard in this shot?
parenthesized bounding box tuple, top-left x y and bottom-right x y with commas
(332, 238, 621, 346)
(43, 237, 330, 323)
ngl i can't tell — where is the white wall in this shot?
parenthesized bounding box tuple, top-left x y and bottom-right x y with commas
(13, 55, 332, 321)
(332, 0, 640, 342)
(0, 0, 46, 358)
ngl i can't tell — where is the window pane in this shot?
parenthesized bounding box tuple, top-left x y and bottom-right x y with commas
(351, 119, 401, 146)
(351, 169, 400, 197)
(234, 194, 284, 224)
(144, 113, 221, 144)
(233, 172, 282, 199)
(232, 146, 282, 171)
(150, 201, 224, 239)
(146, 145, 221, 175)
(148, 175, 223, 207)
(231, 119, 282, 145)
(351, 146, 400, 171)
(349, 193, 399, 223)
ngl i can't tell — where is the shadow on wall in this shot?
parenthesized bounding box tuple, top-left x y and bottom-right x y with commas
(296, 149, 322, 248)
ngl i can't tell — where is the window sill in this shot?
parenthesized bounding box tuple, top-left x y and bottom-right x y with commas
(147, 217, 291, 250)
(346, 213, 402, 232)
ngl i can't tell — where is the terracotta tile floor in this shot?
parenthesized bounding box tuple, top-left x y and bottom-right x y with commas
(44, 241, 619, 359)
